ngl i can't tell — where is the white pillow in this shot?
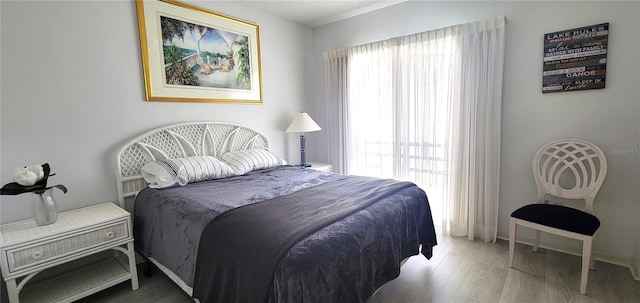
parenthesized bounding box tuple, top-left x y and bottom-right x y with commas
(220, 149, 285, 175)
(141, 156, 235, 188)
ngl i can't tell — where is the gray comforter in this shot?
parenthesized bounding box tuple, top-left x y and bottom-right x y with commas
(134, 166, 437, 302)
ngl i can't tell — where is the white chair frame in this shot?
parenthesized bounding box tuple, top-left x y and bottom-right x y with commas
(508, 139, 607, 295)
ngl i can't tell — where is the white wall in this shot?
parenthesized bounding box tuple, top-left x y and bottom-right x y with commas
(0, 1, 312, 222)
(311, 1, 640, 269)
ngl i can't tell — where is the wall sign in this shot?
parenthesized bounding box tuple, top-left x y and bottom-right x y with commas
(542, 23, 609, 93)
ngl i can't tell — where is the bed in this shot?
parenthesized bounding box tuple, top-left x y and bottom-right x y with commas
(115, 121, 437, 303)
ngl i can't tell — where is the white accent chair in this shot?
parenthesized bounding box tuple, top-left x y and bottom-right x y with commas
(508, 139, 607, 295)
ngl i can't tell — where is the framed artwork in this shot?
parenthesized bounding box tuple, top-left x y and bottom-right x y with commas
(136, 0, 262, 103)
(542, 23, 608, 93)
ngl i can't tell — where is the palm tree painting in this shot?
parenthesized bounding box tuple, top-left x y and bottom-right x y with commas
(160, 16, 251, 90)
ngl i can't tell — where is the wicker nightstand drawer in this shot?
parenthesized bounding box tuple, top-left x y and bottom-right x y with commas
(6, 220, 128, 273)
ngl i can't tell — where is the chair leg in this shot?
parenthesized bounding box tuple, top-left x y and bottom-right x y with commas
(508, 218, 516, 268)
(580, 236, 593, 295)
(589, 235, 596, 270)
(533, 230, 541, 252)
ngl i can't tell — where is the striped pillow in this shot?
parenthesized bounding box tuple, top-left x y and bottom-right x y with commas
(141, 156, 235, 188)
(221, 149, 285, 175)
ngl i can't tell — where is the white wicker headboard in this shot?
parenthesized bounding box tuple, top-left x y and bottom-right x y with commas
(115, 122, 269, 210)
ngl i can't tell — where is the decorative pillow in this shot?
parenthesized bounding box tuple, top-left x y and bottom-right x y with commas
(220, 149, 285, 175)
(141, 156, 235, 189)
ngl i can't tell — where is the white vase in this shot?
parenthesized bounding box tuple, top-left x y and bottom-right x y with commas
(31, 188, 57, 226)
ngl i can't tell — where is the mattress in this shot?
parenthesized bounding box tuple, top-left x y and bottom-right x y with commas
(133, 166, 436, 302)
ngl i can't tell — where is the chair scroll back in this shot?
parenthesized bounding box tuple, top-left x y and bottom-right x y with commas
(532, 139, 607, 214)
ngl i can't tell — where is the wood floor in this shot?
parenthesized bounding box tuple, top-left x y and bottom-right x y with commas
(369, 236, 640, 303)
(72, 234, 640, 303)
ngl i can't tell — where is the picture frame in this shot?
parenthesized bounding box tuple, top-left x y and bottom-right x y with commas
(136, 0, 262, 103)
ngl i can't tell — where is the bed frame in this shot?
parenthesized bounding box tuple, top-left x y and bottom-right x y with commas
(115, 121, 269, 211)
(115, 122, 271, 295)
(114, 122, 430, 300)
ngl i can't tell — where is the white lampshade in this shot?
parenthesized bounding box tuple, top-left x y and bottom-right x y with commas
(285, 112, 321, 133)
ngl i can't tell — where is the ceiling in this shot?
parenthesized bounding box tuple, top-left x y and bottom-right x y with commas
(237, 0, 409, 27)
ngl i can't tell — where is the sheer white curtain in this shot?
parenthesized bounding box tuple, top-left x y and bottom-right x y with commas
(324, 49, 351, 174)
(448, 17, 506, 241)
(324, 16, 505, 242)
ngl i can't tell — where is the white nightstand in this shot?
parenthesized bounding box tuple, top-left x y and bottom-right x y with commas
(307, 162, 333, 172)
(0, 202, 139, 303)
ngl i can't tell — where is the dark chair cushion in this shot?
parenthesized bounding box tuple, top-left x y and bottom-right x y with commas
(511, 204, 600, 236)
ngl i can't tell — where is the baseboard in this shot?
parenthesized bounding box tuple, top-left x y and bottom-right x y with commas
(497, 235, 639, 281)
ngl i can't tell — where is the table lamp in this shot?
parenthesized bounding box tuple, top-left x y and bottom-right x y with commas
(285, 112, 321, 167)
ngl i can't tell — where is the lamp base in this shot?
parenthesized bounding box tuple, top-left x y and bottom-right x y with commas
(298, 135, 312, 169)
